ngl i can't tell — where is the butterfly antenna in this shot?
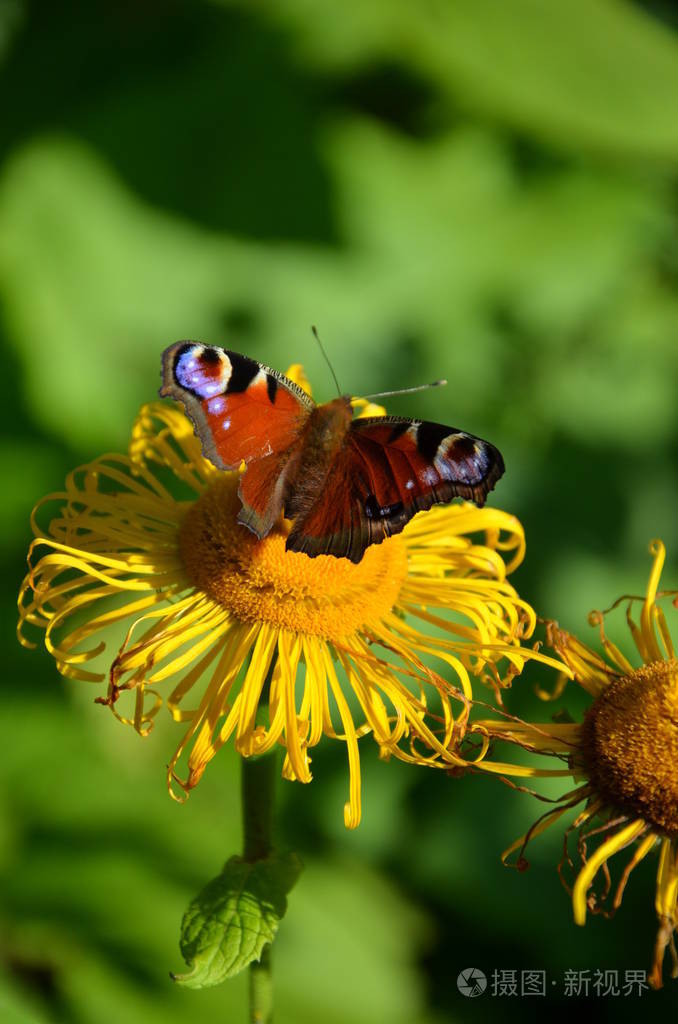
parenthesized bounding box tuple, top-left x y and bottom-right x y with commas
(311, 325, 342, 396)
(361, 379, 448, 400)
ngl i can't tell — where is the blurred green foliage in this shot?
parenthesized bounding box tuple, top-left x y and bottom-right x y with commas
(2, 0, 678, 1019)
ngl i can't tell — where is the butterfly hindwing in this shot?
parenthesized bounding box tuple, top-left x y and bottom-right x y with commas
(237, 450, 299, 539)
(160, 341, 314, 471)
(286, 416, 504, 562)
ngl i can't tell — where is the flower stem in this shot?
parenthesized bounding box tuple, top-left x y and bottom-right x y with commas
(242, 750, 276, 861)
(242, 750, 277, 1023)
(248, 944, 273, 1024)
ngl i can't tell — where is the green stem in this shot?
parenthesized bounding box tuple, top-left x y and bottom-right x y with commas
(242, 749, 277, 1023)
(249, 944, 273, 1024)
(242, 751, 276, 861)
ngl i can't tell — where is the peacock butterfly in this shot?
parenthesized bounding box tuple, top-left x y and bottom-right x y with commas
(159, 342, 505, 563)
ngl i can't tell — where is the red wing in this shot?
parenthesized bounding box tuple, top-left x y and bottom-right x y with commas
(160, 342, 314, 470)
(286, 416, 504, 563)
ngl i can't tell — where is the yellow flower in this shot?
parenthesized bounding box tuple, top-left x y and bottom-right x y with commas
(472, 541, 678, 988)
(18, 366, 539, 829)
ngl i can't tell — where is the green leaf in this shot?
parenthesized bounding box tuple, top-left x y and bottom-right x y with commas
(172, 852, 302, 989)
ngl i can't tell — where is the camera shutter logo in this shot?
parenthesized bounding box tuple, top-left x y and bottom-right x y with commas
(457, 968, 487, 997)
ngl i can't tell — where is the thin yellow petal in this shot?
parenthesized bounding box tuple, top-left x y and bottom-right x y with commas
(572, 819, 647, 925)
(656, 838, 678, 920)
(324, 646, 362, 829)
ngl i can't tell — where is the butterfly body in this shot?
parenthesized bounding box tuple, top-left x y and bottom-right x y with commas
(284, 397, 353, 512)
(160, 342, 505, 563)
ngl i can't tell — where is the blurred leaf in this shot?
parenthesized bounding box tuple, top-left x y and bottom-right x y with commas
(274, 859, 433, 1024)
(254, 0, 678, 161)
(174, 852, 302, 989)
(429, 0, 678, 161)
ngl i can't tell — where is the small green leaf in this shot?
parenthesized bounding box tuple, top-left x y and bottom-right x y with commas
(172, 852, 302, 989)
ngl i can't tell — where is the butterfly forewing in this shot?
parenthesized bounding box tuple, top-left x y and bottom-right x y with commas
(160, 341, 314, 471)
(351, 416, 504, 508)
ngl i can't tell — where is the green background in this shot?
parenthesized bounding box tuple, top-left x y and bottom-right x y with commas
(2, 0, 677, 1019)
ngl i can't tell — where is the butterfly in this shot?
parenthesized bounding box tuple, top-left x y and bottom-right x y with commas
(160, 342, 505, 563)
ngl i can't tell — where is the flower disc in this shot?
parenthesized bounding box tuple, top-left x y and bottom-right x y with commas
(580, 658, 678, 837)
(179, 475, 409, 640)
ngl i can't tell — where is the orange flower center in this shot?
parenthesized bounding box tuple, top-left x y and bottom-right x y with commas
(179, 474, 408, 639)
(580, 658, 678, 836)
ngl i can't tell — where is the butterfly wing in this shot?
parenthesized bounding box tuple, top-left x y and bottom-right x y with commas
(160, 342, 314, 536)
(286, 415, 504, 562)
(160, 341, 314, 468)
(351, 415, 505, 510)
